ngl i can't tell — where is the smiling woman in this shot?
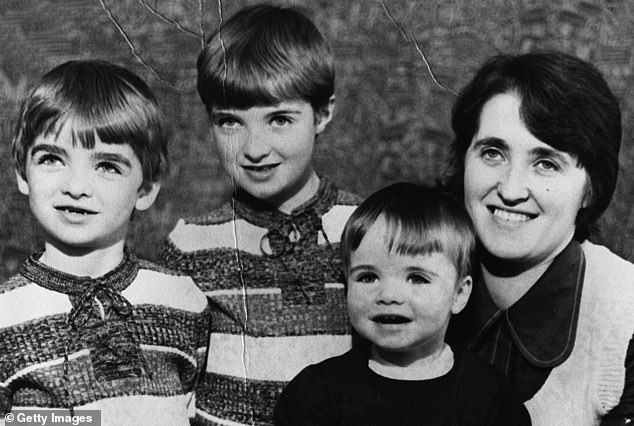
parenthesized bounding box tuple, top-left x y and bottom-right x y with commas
(447, 52, 634, 426)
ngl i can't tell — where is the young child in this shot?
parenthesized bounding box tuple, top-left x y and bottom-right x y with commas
(159, 4, 360, 425)
(1, 60, 209, 426)
(275, 183, 531, 425)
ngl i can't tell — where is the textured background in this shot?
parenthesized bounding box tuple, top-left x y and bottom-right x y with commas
(1, 0, 633, 281)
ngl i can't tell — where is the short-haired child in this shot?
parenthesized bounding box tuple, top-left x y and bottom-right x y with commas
(1, 60, 209, 426)
(275, 183, 531, 425)
(159, 4, 360, 425)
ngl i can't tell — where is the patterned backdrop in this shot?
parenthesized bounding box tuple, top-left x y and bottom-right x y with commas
(1, 0, 633, 281)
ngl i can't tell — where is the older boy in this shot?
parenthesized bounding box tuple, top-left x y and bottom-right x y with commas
(275, 183, 531, 425)
(1, 60, 208, 426)
(159, 4, 360, 425)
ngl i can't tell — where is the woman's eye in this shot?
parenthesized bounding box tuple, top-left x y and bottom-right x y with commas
(408, 274, 430, 285)
(535, 159, 560, 172)
(481, 148, 502, 161)
(97, 162, 122, 174)
(355, 273, 378, 284)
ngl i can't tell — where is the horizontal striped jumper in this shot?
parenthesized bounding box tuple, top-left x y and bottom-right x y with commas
(160, 177, 360, 425)
(0, 251, 209, 426)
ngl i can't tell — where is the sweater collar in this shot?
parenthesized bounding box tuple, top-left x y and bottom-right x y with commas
(233, 175, 338, 228)
(471, 239, 585, 367)
(20, 249, 139, 296)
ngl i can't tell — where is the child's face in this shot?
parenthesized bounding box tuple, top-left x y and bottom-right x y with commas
(347, 217, 471, 361)
(16, 122, 160, 252)
(210, 99, 333, 212)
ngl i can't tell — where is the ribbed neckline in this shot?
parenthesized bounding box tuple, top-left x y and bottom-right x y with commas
(233, 175, 338, 229)
(20, 249, 139, 296)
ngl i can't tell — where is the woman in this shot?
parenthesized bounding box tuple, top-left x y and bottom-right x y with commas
(446, 52, 634, 425)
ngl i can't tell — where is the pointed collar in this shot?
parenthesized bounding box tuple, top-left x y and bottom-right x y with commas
(472, 239, 585, 368)
(20, 249, 139, 296)
(233, 175, 338, 229)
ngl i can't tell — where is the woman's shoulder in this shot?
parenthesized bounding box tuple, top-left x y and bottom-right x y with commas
(582, 241, 634, 280)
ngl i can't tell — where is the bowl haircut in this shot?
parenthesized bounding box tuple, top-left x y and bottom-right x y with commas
(341, 182, 476, 282)
(197, 4, 334, 113)
(12, 60, 168, 188)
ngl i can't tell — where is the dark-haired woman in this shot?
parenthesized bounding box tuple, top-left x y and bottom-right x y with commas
(447, 51, 634, 425)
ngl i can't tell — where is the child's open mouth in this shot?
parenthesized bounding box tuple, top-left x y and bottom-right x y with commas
(56, 206, 97, 215)
(372, 315, 411, 324)
(243, 164, 280, 172)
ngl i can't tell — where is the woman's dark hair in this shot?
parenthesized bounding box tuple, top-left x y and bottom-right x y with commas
(448, 51, 622, 241)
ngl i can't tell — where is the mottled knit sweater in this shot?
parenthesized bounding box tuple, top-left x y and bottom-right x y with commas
(0, 251, 209, 426)
(160, 177, 360, 426)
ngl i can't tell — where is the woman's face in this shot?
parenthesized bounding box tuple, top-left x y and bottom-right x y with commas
(463, 92, 589, 268)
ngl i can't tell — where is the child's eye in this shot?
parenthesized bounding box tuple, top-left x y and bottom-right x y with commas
(271, 115, 292, 127)
(354, 272, 378, 284)
(36, 154, 62, 166)
(407, 273, 430, 285)
(214, 117, 241, 129)
(96, 162, 122, 174)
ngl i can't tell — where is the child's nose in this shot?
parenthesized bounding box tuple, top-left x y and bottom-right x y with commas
(62, 167, 93, 198)
(243, 130, 271, 163)
(376, 279, 405, 305)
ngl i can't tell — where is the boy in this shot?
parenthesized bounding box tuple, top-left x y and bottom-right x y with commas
(1, 60, 209, 426)
(275, 183, 531, 425)
(159, 4, 360, 425)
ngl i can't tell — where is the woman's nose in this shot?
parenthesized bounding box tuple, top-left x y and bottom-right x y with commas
(496, 164, 529, 205)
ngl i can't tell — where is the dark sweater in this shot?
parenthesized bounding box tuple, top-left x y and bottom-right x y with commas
(275, 346, 531, 426)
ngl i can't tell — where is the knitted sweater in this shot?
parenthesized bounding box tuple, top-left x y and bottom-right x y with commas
(449, 241, 634, 425)
(160, 177, 360, 426)
(0, 251, 209, 426)
(525, 242, 634, 425)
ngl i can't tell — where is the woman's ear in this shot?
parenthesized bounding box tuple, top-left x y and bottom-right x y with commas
(135, 181, 161, 211)
(315, 95, 335, 135)
(451, 275, 473, 315)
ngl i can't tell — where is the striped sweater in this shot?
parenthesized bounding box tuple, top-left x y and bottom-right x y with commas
(0, 251, 209, 426)
(160, 177, 360, 426)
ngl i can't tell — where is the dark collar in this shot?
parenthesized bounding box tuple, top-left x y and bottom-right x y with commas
(471, 239, 585, 368)
(21, 249, 139, 296)
(233, 175, 338, 229)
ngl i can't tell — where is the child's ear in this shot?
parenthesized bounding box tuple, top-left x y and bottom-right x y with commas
(15, 169, 29, 196)
(135, 181, 161, 211)
(315, 95, 335, 135)
(451, 275, 472, 315)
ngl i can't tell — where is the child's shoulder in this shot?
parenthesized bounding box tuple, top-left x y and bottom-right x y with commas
(130, 257, 208, 313)
(452, 348, 510, 396)
(0, 273, 31, 295)
(179, 201, 235, 226)
(335, 187, 363, 206)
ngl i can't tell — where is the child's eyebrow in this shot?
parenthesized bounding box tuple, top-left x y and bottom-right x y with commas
(348, 264, 375, 274)
(93, 152, 133, 169)
(266, 108, 302, 117)
(30, 144, 66, 157)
